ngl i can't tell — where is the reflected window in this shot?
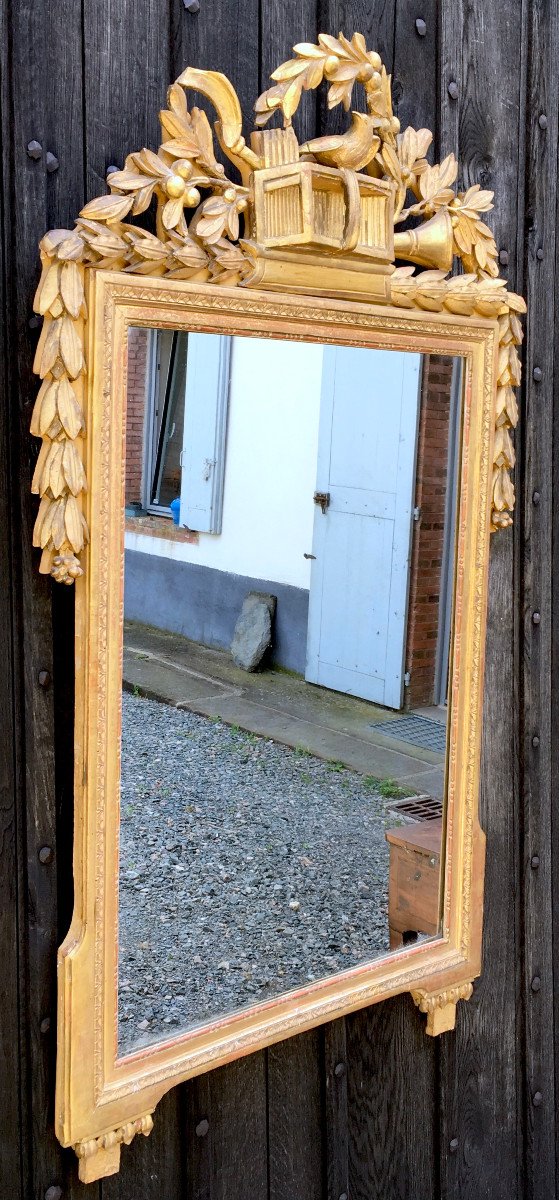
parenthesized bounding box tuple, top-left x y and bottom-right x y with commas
(125, 329, 231, 531)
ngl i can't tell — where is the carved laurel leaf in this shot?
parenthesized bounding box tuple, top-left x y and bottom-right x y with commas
(35, 262, 61, 315)
(64, 494, 85, 552)
(80, 193, 134, 222)
(30, 379, 57, 437)
(60, 316, 85, 378)
(60, 261, 85, 319)
(39, 319, 62, 377)
(62, 439, 87, 496)
(57, 377, 85, 438)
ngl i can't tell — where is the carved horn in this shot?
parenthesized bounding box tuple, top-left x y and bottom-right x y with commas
(394, 209, 454, 273)
(177, 66, 262, 182)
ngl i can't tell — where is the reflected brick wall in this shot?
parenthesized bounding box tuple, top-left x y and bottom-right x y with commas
(405, 355, 453, 709)
(126, 327, 150, 506)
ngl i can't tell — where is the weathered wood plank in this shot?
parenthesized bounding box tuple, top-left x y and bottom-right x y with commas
(438, 3, 526, 1196)
(346, 996, 437, 1200)
(185, 1054, 268, 1200)
(83, 0, 171, 201)
(316, 0, 395, 134)
(268, 1030, 324, 1200)
(260, 0, 320, 144)
(0, 0, 26, 1189)
(520, 1, 558, 1195)
(323, 1019, 349, 1200)
(8, 0, 93, 1194)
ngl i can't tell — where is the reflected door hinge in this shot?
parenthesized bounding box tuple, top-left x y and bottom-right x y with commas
(404, 671, 411, 686)
(413, 506, 421, 523)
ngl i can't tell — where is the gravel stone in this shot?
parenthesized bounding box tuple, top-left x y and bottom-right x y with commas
(118, 691, 404, 1054)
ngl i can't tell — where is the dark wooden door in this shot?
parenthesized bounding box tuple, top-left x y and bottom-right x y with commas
(1, 2, 557, 1197)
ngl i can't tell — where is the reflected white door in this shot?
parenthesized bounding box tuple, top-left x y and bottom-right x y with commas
(305, 346, 421, 709)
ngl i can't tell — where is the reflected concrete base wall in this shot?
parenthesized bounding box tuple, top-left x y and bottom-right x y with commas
(124, 549, 309, 674)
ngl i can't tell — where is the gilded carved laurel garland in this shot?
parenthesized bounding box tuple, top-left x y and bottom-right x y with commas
(31, 30, 525, 585)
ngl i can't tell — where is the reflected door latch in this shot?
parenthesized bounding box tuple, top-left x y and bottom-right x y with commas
(313, 491, 330, 514)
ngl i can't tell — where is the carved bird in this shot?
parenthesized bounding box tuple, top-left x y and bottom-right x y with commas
(299, 111, 381, 172)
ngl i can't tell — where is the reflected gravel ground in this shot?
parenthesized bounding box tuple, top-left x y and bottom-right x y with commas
(118, 690, 395, 1055)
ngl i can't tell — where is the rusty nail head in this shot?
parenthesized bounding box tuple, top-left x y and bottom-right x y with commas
(532, 611, 541, 626)
(499, 249, 509, 266)
(415, 18, 427, 35)
(195, 1118, 209, 1137)
(449, 1138, 459, 1153)
(532, 490, 541, 505)
(536, 247, 544, 260)
(38, 669, 51, 688)
(531, 855, 540, 869)
(45, 1187, 63, 1200)
(532, 734, 540, 748)
(531, 976, 541, 992)
(334, 1061, 346, 1077)
(46, 152, 59, 173)
(448, 81, 459, 100)
(533, 1091, 543, 1107)
(538, 114, 548, 129)
(533, 366, 543, 382)
(40, 1016, 51, 1033)
(39, 846, 54, 865)
(27, 140, 42, 159)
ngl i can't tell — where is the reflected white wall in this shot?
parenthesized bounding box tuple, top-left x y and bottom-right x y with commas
(125, 336, 324, 590)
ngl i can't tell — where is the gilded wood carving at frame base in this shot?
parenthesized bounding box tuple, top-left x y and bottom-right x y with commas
(75, 1114, 153, 1183)
(29, 31, 525, 1183)
(411, 982, 474, 1036)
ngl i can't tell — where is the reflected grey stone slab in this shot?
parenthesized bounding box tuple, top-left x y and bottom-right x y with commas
(231, 592, 277, 671)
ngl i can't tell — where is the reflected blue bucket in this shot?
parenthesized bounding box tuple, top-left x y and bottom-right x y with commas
(170, 497, 181, 526)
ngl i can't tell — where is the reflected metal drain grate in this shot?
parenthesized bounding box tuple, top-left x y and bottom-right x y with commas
(387, 794, 444, 822)
(369, 713, 447, 754)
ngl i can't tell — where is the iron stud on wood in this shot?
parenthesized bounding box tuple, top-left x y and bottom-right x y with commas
(38, 846, 54, 864)
(531, 855, 540, 869)
(532, 611, 541, 625)
(532, 366, 542, 381)
(415, 18, 427, 36)
(46, 151, 59, 173)
(448, 81, 459, 99)
(538, 114, 548, 129)
(27, 139, 42, 159)
(531, 976, 541, 992)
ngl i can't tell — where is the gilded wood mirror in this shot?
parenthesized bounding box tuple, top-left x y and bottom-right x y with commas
(30, 31, 525, 1182)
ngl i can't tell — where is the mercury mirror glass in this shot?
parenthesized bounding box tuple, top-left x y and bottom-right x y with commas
(119, 328, 462, 1054)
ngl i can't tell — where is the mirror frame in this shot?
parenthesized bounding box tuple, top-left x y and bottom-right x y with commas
(29, 33, 525, 1182)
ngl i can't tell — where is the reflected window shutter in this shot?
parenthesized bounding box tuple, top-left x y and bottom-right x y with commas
(179, 333, 231, 533)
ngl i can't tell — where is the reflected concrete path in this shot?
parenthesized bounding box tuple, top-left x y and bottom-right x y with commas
(123, 621, 445, 798)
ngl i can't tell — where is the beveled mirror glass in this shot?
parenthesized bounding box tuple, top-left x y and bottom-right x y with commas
(29, 29, 524, 1182)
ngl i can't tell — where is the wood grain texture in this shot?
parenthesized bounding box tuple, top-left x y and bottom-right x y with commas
(185, 1054, 268, 1200)
(438, 3, 526, 1197)
(346, 996, 437, 1200)
(520, 1, 558, 1195)
(8, 0, 92, 1195)
(267, 1030, 324, 1200)
(260, 1, 320, 144)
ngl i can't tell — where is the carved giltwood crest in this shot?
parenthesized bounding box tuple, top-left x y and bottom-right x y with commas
(31, 29, 524, 585)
